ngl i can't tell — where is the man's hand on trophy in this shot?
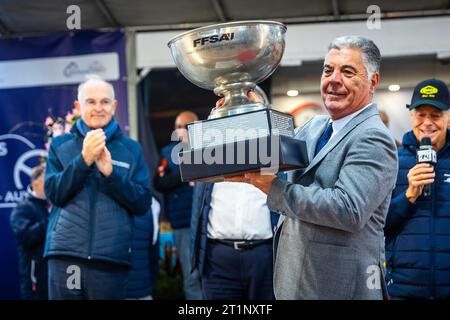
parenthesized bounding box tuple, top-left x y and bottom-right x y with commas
(212, 91, 262, 111)
(224, 172, 277, 194)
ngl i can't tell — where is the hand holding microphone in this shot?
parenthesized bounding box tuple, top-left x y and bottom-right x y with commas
(405, 137, 437, 203)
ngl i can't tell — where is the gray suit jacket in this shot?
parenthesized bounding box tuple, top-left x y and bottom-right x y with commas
(267, 104, 398, 300)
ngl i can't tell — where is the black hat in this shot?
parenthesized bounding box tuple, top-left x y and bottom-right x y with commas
(407, 79, 450, 111)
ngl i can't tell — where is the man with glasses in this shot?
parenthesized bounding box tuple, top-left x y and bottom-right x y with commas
(44, 77, 152, 299)
(385, 79, 450, 299)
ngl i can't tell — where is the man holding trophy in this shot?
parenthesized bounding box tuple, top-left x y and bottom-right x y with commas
(168, 21, 397, 300)
(239, 36, 398, 299)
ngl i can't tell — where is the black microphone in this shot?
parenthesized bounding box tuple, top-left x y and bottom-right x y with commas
(416, 137, 437, 197)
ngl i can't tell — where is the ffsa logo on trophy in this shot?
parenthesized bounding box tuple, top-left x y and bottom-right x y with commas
(0, 134, 47, 209)
(193, 33, 235, 47)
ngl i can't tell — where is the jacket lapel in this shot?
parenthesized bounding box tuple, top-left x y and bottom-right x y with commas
(288, 116, 329, 182)
(297, 104, 379, 180)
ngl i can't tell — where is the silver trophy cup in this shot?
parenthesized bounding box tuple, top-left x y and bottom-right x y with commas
(168, 21, 308, 182)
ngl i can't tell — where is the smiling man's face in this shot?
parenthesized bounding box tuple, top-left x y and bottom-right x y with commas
(411, 105, 449, 151)
(320, 47, 379, 120)
(76, 81, 117, 129)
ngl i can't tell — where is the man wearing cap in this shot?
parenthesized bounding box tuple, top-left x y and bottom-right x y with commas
(384, 79, 450, 299)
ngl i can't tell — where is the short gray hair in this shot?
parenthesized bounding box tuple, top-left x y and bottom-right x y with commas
(77, 75, 115, 102)
(328, 35, 381, 79)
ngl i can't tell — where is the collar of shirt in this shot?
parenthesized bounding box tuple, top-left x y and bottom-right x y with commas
(330, 102, 373, 139)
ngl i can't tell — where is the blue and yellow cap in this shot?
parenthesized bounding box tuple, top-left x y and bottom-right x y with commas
(407, 79, 450, 111)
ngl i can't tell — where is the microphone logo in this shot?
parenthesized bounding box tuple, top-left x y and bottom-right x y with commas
(417, 137, 437, 197)
(417, 148, 437, 164)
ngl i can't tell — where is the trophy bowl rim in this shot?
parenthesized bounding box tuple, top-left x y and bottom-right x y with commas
(167, 20, 286, 48)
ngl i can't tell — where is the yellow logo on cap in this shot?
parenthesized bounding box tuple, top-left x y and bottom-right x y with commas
(420, 85, 438, 98)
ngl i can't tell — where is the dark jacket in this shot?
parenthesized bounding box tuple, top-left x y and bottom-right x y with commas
(190, 182, 280, 275)
(385, 130, 450, 299)
(126, 206, 159, 299)
(44, 121, 152, 267)
(10, 192, 49, 300)
(154, 142, 194, 229)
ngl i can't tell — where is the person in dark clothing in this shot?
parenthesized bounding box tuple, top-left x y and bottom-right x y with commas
(10, 164, 49, 300)
(126, 197, 160, 300)
(385, 79, 450, 299)
(44, 77, 152, 300)
(154, 111, 202, 300)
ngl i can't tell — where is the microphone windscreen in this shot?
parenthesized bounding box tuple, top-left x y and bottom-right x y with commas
(420, 137, 432, 146)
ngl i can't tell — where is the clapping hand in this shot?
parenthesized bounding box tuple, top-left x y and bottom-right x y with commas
(95, 146, 113, 177)
(82, 129, 106, 166)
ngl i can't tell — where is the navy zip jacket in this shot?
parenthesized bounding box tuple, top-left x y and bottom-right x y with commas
(44, 120, 152, 267)
(10, 192, 49, 299)
(154, 142, 194, 229)
(385, 129, 450, 299)
(126, 208, 159, 298)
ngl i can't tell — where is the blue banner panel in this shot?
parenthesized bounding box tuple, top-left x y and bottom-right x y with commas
(0, 31, 128, 299)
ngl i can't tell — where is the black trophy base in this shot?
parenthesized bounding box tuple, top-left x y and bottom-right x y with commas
(179, 135, 309, 182)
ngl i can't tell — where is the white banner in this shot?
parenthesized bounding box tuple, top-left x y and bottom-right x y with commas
(0, 52, 119, 89)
